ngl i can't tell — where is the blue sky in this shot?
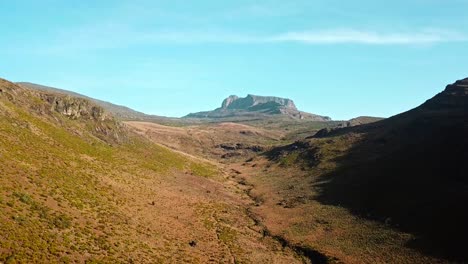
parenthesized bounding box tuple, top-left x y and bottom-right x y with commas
(1, 0, 468, 119)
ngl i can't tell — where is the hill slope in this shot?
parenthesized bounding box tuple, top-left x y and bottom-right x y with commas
(0, 78, 303, 263)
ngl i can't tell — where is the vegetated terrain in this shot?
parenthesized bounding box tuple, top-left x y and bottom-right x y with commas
(124, 78, 467, 263)
(3, 76, 466, 263)
(125, 121, 282, 161)
(240, 78, 467, 263)
(124, 116, 367, 163)
(0, 78, 307, 263)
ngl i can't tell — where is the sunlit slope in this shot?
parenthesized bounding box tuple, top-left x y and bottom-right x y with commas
(0, 78, 299, 263)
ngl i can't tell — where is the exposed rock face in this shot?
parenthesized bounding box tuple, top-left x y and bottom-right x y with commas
(36, 93, 126, 143)
(0, 78, 24, 101)
(1, 78, 126, 144)
(17, 82, 155, 121)
(221, 95, 239, 109)
(221, 94, 297, 111)
(185, 94, 330, 121)
(40, 94, 109, 121)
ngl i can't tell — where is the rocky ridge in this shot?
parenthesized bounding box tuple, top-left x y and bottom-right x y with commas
(17, 82, 166, 121)
(1, 78, 126, 143)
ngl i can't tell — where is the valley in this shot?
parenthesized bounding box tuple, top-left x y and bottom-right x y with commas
(1, 77, 467, 263)
(3, 1, 468, 262)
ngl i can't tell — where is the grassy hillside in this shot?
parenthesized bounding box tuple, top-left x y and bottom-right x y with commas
(0, 78, 302, 263)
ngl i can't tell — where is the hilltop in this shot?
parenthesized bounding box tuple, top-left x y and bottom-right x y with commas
(17, 82, 175, 122)
(185, 94, 331, 121)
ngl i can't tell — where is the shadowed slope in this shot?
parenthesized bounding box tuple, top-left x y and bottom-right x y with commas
(315, 78, 468, 260)
(266, 78, 468, 261)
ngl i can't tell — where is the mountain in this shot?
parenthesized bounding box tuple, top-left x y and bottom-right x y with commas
(185, 94, 331, 121)
(261, 77, 468, 261)
(17, 82, 172, 122)
(221, 95, 297, 110)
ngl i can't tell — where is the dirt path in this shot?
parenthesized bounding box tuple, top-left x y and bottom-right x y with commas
(225, 163, 330, 264)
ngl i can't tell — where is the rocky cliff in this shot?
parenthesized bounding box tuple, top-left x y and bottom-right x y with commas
(40, 93, 109, 121)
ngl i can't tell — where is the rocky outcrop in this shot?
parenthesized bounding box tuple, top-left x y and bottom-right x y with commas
(17, 82, 160, 121)
(0, 78, 25, 102)
(1, 78, 126, 144)
(36, 93, 126, 143)
(217, 143, 264, 152)
(40, 94, 110, 121)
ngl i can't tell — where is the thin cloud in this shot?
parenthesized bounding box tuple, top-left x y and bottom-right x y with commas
(268, 29, 468, 44)
(28, 26, 468, 56)
(149, 29, 468, 45)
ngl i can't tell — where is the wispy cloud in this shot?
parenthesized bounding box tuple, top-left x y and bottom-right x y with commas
(268, 29, 468, 44)
(148, 29, 468, 45)
(27, 25, 468, 56)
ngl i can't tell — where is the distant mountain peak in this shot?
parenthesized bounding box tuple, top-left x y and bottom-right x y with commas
(220, 94, 297, 111)
(185, 94, 330, 121)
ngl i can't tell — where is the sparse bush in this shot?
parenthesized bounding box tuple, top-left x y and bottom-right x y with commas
(51, 214, 72, 229)
(14, 192, 33, 205)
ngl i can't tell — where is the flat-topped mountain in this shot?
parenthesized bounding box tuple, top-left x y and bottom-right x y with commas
(185, 94, 330, 121)
(221, 94, 297, 110)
